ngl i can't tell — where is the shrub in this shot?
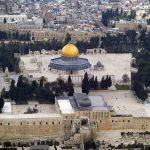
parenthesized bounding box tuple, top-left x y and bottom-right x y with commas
(3, 141, 12, 147)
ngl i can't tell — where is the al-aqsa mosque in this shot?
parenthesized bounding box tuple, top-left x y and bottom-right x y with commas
(49, 44, 91, 73)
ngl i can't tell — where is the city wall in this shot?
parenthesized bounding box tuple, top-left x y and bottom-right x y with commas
(108, 116, 150, 131)
(0, 116, 64, 140)
(0, 113, 150, 140)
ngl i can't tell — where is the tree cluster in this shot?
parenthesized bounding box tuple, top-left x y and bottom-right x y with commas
(6, 75, 73, 104)
(101, 8, 136, 27)
(101, 8, 124, 27)
(147, 19, 150, 25)
(0, 31, 30, 41)
(82, 73, 112, 93)
(0, 42, 23, 72)
(132, 80, 148, 101)
(100, 75, 112, 89)
(132, 50, 150, 101)
(84, 140, 97, 150)
(101, 30, 138, 53)
(89, 75, 98, 90)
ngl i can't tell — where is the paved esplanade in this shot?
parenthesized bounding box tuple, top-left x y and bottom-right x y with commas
(49, 44, 91, 72)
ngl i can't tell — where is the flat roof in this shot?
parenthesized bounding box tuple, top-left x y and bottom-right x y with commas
(69, 94, 110, 111)
(57, 99, 74, 114)
(89, 96, 109, 111)
(0, 113, 61, 119)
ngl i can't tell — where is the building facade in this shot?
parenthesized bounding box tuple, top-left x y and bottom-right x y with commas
(0, 15, 27, 23)
(31, 29, 102, 42)
(115, 20, 147, 31)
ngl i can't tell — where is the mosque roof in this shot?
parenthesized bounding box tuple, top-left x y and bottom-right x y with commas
(61, 43, 79, 57)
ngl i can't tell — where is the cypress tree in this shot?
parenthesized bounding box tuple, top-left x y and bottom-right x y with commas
(89, 75, 94, 89)
(94, 76, 98, 90)
(108, 76, 112, 87)
(17, 75, 24, 87)
(9, 79, 16, 101)
(105, 75, 109, 88)
(4, 18, 6, 24)
(68, 74, 72, 84)
(82, 72, 89, 94)
(68, 83, 74, 96)
(100, 76, 105, 89)
(0, 96, 4, 113)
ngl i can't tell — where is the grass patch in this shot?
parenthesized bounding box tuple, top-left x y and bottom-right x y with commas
(115, 84, 131, 90)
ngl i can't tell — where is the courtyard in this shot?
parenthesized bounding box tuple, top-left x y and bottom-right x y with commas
(20, 53, 132, 83)
(6, 90, 150, 118)
(90, 90, 150, 117)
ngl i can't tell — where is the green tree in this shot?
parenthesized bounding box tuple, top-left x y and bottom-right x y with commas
(14, 58, 20, 73)
(68, 75, 72, 84)
(94, 76, 98, 90)
(108, 76, 112, 87)
(65, 33, 71, 44)
(128, 10, 136, 20)
(89, 75, 95, 89)
(133, 80, 148, 101)
(17, 75, 24, 88)
(3, 141, 12, 147)
(100, 76, 105, 89)
(82, 72, 89, 94)
(89, 36, 99, 48)
(40, 76, 46, 87)
(43, 18, 46, 24)
(3, 18, 7, 24)
(0, 96, 4, 113)
(126, 30, 137, 45)
(68, 83, 74, 96)
(31, 80, 38, 94)
(100, 76, 109, 89)
(1, 44, 15, 71)
(48, 90, 55, 104)
(9, 80, 16, 101)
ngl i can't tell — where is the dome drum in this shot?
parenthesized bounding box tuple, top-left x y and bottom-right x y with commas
(61, 56, 78, 61)
(49, 58, 91, 72)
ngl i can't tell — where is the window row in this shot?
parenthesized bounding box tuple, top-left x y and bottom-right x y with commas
(112, 120, 130, 123)
(0, 121, 61, 126)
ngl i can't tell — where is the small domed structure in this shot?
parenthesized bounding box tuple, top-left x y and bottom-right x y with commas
(97, 61, 102, 67)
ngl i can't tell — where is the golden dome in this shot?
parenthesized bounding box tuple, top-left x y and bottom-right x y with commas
(61, 44, 79, 57)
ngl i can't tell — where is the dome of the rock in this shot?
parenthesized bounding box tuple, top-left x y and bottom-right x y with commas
(49, 44, 91, 73)
(61, 44, 79, 57)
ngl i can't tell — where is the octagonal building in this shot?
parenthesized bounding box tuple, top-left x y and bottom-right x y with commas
(49, 44, 91, 73)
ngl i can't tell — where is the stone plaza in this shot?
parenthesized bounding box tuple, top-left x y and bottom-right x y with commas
(20, 45, 132, 85)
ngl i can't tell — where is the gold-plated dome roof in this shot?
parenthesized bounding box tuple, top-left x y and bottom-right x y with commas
(61, 44, 79, 57)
